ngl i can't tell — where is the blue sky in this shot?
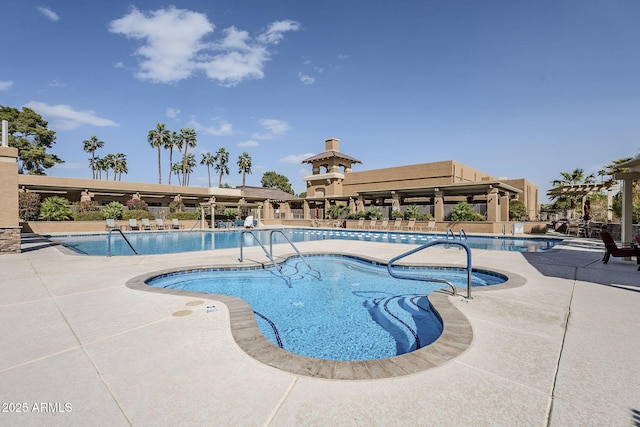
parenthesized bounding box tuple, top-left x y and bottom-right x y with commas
(2, 1, 639, 201)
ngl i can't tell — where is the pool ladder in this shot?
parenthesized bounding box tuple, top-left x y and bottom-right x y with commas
(387, 240, 473, 299)
(238, 230, 321, 285)
(107, 228, 138, 256)
(446, 227, 467, 241)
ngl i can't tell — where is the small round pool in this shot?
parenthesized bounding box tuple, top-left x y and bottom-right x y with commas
(146, 255, 507, 362)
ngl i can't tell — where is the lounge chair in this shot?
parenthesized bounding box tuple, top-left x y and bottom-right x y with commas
(392, 218, 403, 231)
(377, 219, 389, 230)
(128, 218, 140, 231)
(405, 218, 416, 231)
(155, 218, 166, 230)
(599, 231, 639, 270)
(105, 218, 118, 231)
(141, 218, 152, 230)
(171, 218, 183, 229)
(355, 218, 365, 229)
(368, 219, 377, 229)
(426, 220, 437, 232)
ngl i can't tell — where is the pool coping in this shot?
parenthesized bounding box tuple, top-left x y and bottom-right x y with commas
(125, 251, 526, 380)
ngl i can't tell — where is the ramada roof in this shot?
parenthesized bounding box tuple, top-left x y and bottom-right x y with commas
(301, 150, 362, 164)
(239, 186, 299, 202)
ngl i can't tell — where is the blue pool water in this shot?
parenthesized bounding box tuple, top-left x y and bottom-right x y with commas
(50, 228, 559, 256)
(148, 255, 507, 361)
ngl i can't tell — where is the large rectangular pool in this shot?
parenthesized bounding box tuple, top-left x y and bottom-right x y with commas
(48, 228, 560, 256)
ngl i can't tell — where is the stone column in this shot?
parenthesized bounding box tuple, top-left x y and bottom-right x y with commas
(0, 146, 20, 254)
(303, 200, 310, 220)
(433, 189, 445, 221)
(486, 188, 500, 222)
(500, 194, 510, 223)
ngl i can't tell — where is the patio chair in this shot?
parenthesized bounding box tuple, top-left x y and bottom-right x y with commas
(426, 220, 437, 232)
(355, 218, 365, 229)
(171, 218, 184, 229)
(377, 219, 389, 230)
(155, 218, 166, 230)
(141, 218, 152, 230)
(105, 218, 118, 231)
(392, 218, 403, 231)
(405, 218, 416, 231)
(128, 218, 140, 231)
(599, 231, 639, 270)
(368, 219, 377, 230)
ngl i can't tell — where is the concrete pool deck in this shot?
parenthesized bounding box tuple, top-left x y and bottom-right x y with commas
(1, 232, 639, 426)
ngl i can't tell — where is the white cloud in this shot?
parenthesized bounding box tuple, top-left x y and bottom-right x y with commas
(298, 72, 315, 85)
(23, 101, 118, 131)
(280, 153, 315, 164)
(238, 140, 259, 147)
(252, 118, 290, 140)
(186, 117, 234, 137)
(114, 62, 124, 68)
(337, 53, 350, 60)
(109, 7, 300, 86)
(49, 80, 66, 87)
(36, 6, 59, 22)
(166, 107, 181, 120)
(0, 81, 13, 91)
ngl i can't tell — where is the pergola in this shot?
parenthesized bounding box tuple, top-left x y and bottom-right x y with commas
(614, 157, 640, 243)
(546, 182, 619, 222)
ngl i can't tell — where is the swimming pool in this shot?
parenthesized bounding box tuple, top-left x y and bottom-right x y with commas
(50, 228, 559, 256)
(147, 255, 506, 361)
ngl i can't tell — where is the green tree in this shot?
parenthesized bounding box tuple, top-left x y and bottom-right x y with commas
(113, 153, 127, 181)
(147, 123, 170, 184)
(261, 171, 294, 194)
(200, 152, 216, 187)
(0, 106, 63, 174)
(181, 153, 196, 186)
(19, 191, 41, 221)
(165, 131, 179, 185)
(550, 168, 596, 212)
(102, 153, 116, 181)
(178, 128, 197, 186)
(405, 204, 420, 219)
(82, 135, 104, 179)
(213, 147, 230, 187)
(450, 202, 476, 221)
(39, 196, 73, 221)
(237, 152, 252, 187)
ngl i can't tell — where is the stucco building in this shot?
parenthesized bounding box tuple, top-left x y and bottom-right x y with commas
(301, 138, 538, 222)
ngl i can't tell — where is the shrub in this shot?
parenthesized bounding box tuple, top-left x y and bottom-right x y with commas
(365, 206, 383, 220)
(418, 212, 434, 221)
(74, 211, 104, 221)
(72, 201, 102, 221)
(169, 211, 198, 220)
(126, 198, 149, 211)
(450, 202, 478, 221)
(406, 204, 420, 219)
(391, 210, 405, 220)
(123, 209, 155, 220)
(169, 200, 185, 213)
(19, 192, 41, 221)
(327, 204, 349, 219)
(39, 196, 74, 221)
(223, 208, 238, 218)
(102, 202, 125, 220)
(509, 200, 527, 221)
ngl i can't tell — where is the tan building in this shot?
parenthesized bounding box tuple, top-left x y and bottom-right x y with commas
(301, 138, 538, 222)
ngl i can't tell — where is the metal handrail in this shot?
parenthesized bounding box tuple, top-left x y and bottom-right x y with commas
(458, 228, 467, 240)
(269, 230, 321, 280)
(238, 231, 282, 274)
(446, 228, 455, 240)
(387, 240, 473, 299)
(107, 228, 138, 256)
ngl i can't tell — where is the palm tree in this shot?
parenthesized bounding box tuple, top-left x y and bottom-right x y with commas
(165, 131, 179, 185)
(237, 152, 252, 187)
(200, 152, 216, 187)
(213, 147, 230, 188)
(181, 153, 197, 186)
(179, 128, 197, 186)
(171, 162, 183, 186)
(102, 153, 116, 181)
(82, 136, 104, 179)
(113, 153, 128, 181)
(147, 123, 170, 184)
(95, 156, 104, 180)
